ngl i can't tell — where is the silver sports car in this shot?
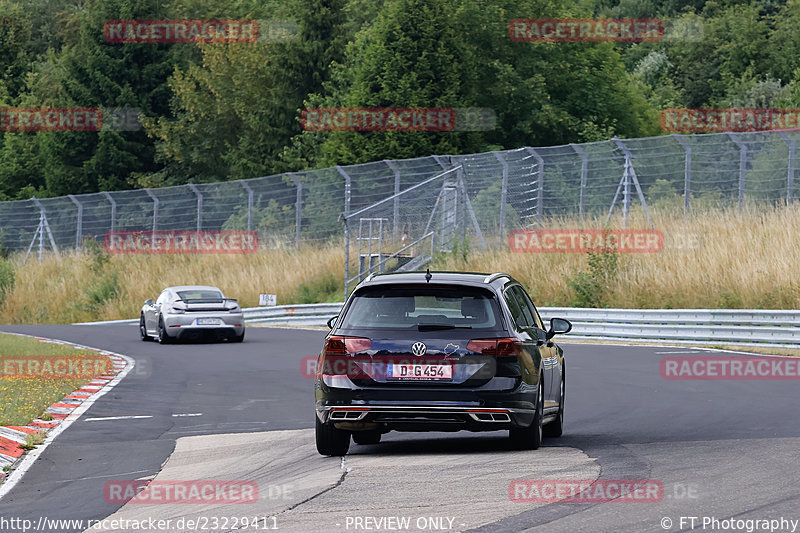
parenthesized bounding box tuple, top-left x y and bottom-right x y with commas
(140, 285, 245, 343)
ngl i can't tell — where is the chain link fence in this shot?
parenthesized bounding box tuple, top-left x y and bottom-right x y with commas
(1, 130, 798, 259)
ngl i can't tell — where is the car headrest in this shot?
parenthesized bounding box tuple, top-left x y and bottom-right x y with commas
(386, 296, 415, 316)
(461, 298, 486, 320)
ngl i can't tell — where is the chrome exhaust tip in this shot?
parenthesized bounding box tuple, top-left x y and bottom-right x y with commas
(468, 410, 511, 423)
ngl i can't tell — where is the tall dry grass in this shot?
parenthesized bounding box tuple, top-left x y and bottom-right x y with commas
(2, 204, 799, 324)
(1, 244, 344, 324)
(433, 204, 800, 309)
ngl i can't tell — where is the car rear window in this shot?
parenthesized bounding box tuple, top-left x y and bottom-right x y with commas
(177, 290, 223, 300)
(341, 285, 502, 329)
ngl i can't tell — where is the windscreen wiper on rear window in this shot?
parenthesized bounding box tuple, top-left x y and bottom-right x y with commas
(416, 324, 472, 331)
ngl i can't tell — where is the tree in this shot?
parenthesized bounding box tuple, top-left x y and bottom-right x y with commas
(147, 0, 348, 184)
(285, 0, 660, 173)
(16, 0, 179, 195)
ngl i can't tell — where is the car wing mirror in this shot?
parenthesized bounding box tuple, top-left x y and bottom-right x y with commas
(326, 315, 338, 329)
(144, 299, 154, 306)
(535, 328, 548, 346)
(546, 317, 573, 340)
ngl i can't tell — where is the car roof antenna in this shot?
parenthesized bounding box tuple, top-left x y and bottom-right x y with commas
(425, 268, 432, 283)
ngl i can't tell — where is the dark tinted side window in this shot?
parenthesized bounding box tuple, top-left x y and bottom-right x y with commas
(510, 286, 536, 328)
(512, 285, 544, 329)
(503, 288, 529, 330)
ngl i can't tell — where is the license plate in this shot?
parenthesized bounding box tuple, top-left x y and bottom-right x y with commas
(387, 364, 452, 380)
(197, 318, 221, 325)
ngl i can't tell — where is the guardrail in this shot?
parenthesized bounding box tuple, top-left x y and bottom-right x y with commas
(76, 305, 800, 349)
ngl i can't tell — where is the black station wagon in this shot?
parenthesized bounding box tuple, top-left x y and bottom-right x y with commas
(314, 271, 572, 456)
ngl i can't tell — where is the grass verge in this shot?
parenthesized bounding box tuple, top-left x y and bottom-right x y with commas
(0, 333, 107, 426)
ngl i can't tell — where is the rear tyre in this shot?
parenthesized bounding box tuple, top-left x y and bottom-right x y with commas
(315, 416, 351, 456)
(352, 430, 381, 445)
(509, 377, 543, 450)
(157, 316, 171, 344)
(544, 376, 564, 438)
(139, 314, 151, 341)
(231, 331, 245, 343)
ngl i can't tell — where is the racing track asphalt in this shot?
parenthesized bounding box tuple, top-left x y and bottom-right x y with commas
(0, 324, 799, 532)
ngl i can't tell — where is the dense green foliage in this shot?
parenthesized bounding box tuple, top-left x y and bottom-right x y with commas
(1, 0, 799, 199)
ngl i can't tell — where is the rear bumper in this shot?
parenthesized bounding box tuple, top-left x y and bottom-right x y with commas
(171, 325, 244, 339)
(316, 404, 536, 432)
(163, 313, 245, 338)
(315, 376, 540, 432)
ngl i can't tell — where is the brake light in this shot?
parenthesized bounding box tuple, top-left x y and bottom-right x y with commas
(467, 338, 522, 356)
(322, 336, 372, 355)
(318, 336, 372, 379)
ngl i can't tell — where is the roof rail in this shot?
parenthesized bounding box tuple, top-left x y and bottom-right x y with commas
(364, 272, 376, 283)
(483, 272, 511, 284)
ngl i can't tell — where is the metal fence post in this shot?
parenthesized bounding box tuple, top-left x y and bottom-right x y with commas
(239, 181, 254, 231)
(779, 132, 795, 204)
(672, 134, 692, 216)
(337, 166, 352, 300)
(289, 174, 303, 245)
(525, 148, 544, 225)
(336, 166, 351, 217)
(492, 151, 509, 239)
(457, 164, 467, 244)
(101, 191, 116, 232)
(621, 152, 631, 222)
(343, 216, 350, 300)
(144, 188, 159, 235)
(30, 197, 59, 261)
(188, 184, 202, 231)
(611, 138, 654, 228)
(68, 194, 83, 249)
(727, 133, 747, 212)
(385, 160, 401, 241)
(570, 143, 588, 222)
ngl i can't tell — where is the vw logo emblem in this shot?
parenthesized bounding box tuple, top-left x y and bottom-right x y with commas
(411, 342, 427, 356)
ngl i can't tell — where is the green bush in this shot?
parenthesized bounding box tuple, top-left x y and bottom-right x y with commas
(290, 272, 341, 304)
(567, 251, 619, 308)
(77, 239, 119, 314)
(82, 269, 119, 314)
(82, 236, 110, 273)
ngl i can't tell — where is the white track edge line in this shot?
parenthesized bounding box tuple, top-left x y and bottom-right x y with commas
(0, 333, 134, 501)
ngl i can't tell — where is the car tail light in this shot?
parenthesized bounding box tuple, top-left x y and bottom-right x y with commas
(317, 336, 373, 379)
(322, 336, 372, 355)
(467, 338, 522, 356)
